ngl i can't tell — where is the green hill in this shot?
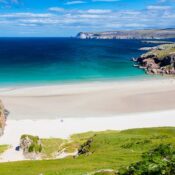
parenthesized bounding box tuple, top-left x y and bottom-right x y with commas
(0, 127, 175, 175)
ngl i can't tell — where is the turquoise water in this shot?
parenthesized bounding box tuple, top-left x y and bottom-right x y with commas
(0, 38, 153, 86)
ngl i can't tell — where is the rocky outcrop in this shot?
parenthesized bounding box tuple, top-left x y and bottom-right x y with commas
(78, 138, 93, 156)
(20, 135, 42, 159)
(0, 100, 8, 136)
(77, 29, 175, 40)
(135, 44, 175, 75)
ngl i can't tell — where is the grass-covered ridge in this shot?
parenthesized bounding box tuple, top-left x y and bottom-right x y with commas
(142, 44, 175, 60)
(0, 127, 175, 175)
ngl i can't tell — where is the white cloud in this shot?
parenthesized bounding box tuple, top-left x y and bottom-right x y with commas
(48, 7, 64, 12)
(0, 6, 175, 32)
(0, 0, 19, 4)
(86, 9, 111, 14)
(0, 13, 53, 18)
(65, 1, 86, 5)
(147, 5, 171, 10)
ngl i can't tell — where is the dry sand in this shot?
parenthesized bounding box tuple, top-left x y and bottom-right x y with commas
(1, 78, 175, 119)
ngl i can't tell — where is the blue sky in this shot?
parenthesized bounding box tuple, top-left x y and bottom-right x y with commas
(0, 0, 175, 36)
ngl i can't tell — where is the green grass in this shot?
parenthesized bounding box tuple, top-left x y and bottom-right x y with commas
(0, 127, 175, 175)
(20, 134, 42, 153)
(143, 43, 175, 59)
(40, 132, 96, 159)
(41, 138, 66, 158)
(0, 145, 10, 154)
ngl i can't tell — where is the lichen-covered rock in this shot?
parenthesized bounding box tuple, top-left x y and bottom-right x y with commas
(20, 135, 42, 159)
(0, 100, 8, 136)
(135, 44, 175, 76)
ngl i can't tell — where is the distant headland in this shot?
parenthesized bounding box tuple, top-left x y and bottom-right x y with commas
(76, 28, 175, 39)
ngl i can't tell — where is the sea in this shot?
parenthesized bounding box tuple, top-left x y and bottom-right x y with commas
(0, 37, 173, 86)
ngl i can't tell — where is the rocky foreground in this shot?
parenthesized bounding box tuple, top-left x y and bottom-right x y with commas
(134, 43, 175, 75)
(77, 29, 175, 39)
(0, 101, 8, 136)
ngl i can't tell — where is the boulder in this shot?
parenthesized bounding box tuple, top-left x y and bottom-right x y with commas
(78, 138, 93, 156)
(0, 100, 8, 136)
(20, 135, 42, 159)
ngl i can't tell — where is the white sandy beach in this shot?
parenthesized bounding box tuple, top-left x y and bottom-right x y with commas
(1, 78, 175, 119)
(0, 78, 175, 162)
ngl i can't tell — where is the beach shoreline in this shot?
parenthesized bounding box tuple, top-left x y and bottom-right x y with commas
(1, 77, 175, 119)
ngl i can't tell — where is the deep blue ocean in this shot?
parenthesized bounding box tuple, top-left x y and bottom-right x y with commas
(0, 38, 170, 86)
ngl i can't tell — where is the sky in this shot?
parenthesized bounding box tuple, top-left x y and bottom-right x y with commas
(0, 0, 175, 36)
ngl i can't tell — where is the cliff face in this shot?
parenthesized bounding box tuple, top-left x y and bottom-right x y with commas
(0, 100, 7, 136)
(77, 29, 175, 39)
(135, 44, 175, 75)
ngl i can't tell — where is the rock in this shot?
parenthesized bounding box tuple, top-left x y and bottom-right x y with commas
(77, 32, 87, 39)
(151, 69, 158, 74)
(20, 135, 42, 159)
(134, 44, 175, 76)
(78, 138, 93, 156)
(0, 100, 8, 136)
(76, 29, 175, 40)
(139, 47, 157, 51)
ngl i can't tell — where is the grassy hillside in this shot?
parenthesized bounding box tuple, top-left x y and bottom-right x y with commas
(0, 127, 175, 175)
(142, 44, 175, 60)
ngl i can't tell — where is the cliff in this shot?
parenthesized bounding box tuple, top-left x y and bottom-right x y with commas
(134, 44, 175, 75)
(76, 29, 175, 39)
(0, 100, 8, 136)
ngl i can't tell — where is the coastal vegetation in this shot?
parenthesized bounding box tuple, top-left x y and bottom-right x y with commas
(119, 144, 175, 175)
(0, 145, 10, 154)
(22, 132, 95, 159)
(20, 135, 42, 159)
(135, 43, 175, 75)
(89, 144, 175, 174)
(0, 127, 174, 175)
(41, 138, 65, 158)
